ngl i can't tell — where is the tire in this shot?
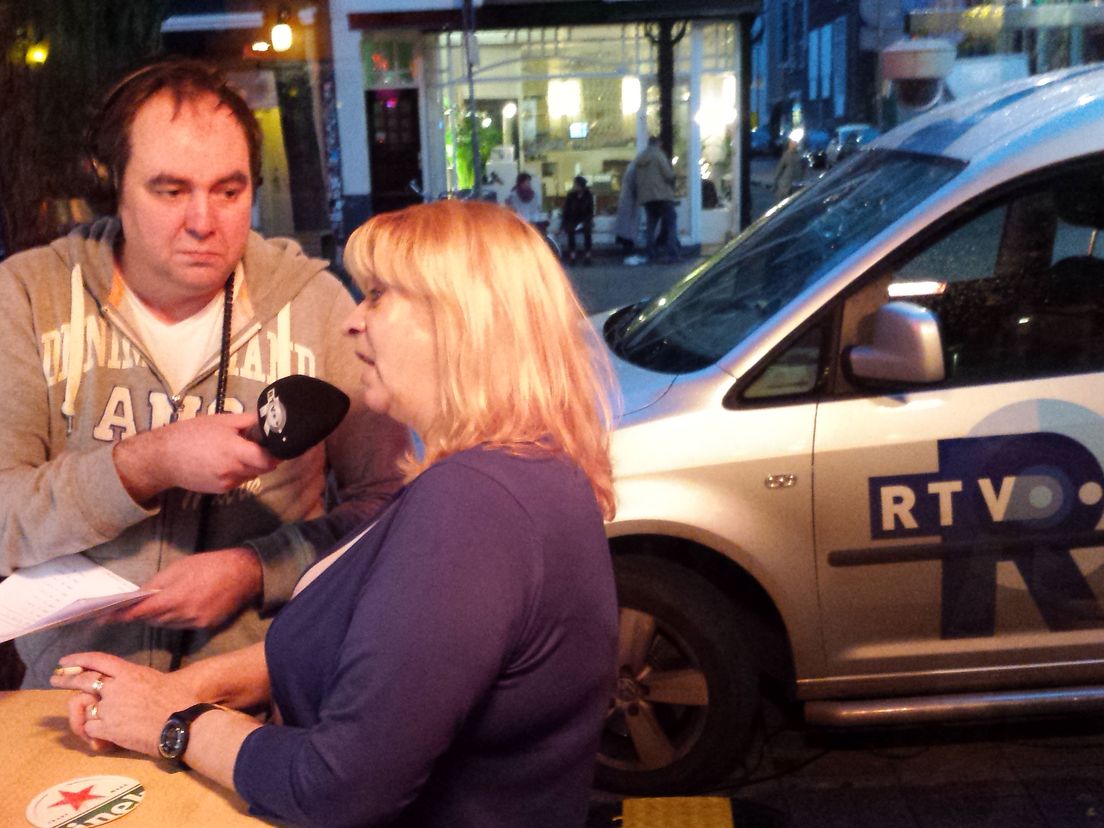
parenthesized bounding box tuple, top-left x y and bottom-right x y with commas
(595, 555, 760, 795)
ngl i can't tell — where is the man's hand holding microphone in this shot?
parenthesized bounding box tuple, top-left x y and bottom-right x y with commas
(108, 376, 351, 629)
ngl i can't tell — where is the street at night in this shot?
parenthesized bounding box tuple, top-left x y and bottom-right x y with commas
(587, 708, 1104, 827)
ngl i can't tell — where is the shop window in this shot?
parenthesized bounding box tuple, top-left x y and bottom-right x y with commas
(435, 27, 647, 212)
(363, 36, 416, 87)
(432, 23, 739, 218)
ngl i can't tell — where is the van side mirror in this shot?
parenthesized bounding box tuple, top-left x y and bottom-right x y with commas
(845, 301, 945, 385)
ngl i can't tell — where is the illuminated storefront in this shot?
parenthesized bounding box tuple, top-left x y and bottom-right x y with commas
(330, 0, 759, 246)
(425, 24, 741, 243)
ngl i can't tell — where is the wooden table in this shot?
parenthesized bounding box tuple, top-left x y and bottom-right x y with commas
(0, 690, 278, 826)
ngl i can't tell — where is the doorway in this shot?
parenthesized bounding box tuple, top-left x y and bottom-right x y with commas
(367, 88, 422, 214)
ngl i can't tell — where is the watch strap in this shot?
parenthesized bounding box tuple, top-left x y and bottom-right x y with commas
(174, 702, 224, 726)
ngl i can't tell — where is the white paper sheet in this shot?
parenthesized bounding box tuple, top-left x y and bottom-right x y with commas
(0, 555, 156, 643)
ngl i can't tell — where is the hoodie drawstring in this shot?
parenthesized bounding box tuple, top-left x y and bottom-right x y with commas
(62, 264, 86, 435)
(276, 301, 292, 378)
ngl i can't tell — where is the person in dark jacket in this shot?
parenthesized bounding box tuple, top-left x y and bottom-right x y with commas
(561, 175, 595, 264)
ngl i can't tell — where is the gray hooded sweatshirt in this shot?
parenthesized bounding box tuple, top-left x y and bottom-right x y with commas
(0, 218, 408, 686)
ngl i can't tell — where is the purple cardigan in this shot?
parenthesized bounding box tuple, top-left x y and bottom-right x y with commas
(234, 445, 617, 827)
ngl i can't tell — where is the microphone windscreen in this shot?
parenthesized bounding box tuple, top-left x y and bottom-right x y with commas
(250, 375, 351, 460)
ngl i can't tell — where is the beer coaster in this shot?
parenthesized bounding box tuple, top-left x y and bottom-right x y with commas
(26, 775, 144, 828)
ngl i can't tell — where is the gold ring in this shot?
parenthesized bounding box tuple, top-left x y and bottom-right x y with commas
(87, 703, 98, 720)
(90, 678, 104, 695)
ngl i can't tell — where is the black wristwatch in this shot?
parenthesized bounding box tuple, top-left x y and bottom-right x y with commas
(158, 702, 223, 767)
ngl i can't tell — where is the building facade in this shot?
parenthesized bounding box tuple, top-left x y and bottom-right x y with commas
(759, 0, 905, 146)
(757, 0, 1104, 148)
(329, 0, 760, 246)
(160, 0, 758, 249)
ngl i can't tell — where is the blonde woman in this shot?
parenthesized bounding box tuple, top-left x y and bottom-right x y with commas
(52, 200, 619, 828)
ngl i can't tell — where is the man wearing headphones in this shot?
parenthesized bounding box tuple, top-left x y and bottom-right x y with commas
(0, 58, 409, 687)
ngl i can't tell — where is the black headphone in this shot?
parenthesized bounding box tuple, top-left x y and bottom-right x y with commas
(84, 61, 173, 211)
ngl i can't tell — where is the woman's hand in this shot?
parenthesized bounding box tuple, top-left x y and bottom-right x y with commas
(63, 688, 114, 754)
(50, 652, 200, 757)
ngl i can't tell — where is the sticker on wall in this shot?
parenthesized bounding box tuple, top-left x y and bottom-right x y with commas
(26, 775, 144, 828)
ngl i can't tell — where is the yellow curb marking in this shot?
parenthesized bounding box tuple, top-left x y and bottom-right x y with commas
(621, 796, 734, 828)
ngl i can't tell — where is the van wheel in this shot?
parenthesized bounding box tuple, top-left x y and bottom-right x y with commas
(595, 555, 759, 795)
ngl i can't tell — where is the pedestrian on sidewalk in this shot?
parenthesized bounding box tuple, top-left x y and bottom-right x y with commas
(634, 135, 680, 263)
(614, 160, 644, 265)
(772, 131, 804, 203)
(505, 172, 543, 224)
(562, 175, 595, 265)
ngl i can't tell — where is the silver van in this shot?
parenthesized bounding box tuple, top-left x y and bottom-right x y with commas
(599, 64, 1104, 795)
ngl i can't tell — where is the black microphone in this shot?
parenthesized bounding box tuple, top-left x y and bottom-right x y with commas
(244, 375, 351, 460)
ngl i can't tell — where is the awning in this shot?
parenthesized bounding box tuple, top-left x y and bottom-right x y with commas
(348, 0, 761, 32)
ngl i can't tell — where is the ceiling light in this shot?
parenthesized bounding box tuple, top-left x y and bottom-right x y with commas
(271, 9, 292, 52)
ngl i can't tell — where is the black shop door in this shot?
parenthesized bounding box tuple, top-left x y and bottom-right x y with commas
(367, 88, 422, 214)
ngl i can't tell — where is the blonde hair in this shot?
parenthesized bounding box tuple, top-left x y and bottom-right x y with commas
(344, 200, 617, 519)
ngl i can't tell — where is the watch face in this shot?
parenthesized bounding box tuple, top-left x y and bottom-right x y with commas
(158, 721, 187, 760)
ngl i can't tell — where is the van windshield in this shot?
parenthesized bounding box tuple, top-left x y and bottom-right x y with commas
(605, 150, 965, 374)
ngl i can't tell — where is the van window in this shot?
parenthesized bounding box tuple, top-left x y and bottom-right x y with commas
(895, 205, 1004, 286)
(885, 165, 1104, 383)
(742, 324, 826, 400)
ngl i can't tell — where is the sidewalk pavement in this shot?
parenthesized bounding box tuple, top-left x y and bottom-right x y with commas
(712, 709, 1104, 828)
(564, 250, 710, 316)
(587, 705, 1104, 827)
(560, 158, 796, 316)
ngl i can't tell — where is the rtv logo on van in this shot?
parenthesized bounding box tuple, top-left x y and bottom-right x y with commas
(868, 433, 1104, 542)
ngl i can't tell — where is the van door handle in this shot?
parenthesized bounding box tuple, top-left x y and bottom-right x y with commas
(765, 474, 797, 489)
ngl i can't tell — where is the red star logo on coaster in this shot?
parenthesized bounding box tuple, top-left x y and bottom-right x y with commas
(49, 785, 102, 811)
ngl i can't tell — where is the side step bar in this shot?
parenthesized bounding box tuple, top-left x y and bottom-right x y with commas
(806, 685, 1104, 727)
